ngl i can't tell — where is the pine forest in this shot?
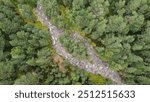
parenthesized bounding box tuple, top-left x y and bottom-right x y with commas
(0, 0, 150, 85)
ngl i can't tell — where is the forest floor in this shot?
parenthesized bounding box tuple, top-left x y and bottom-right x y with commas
(35, 4, 123, 85)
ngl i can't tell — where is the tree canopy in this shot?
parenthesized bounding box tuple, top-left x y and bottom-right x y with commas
(0, 0, 150, 84)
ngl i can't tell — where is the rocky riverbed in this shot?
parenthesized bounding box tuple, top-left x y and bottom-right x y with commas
(35, 3, 123, 85)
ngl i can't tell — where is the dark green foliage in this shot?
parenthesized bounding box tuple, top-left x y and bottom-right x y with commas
(39, 0, 60, 25)
(0, 0, 23, 84)
(14, 72, 38, 85)
(41, 0, 150, 84)
(44, 65, 90, 85)
(15, 0, 37, 7)
(0, 0, 150, 85)
(9, 24, 51, 71)
(0, 62, 15, 84)
(0, 0, 101, 85)
(17, 4, 35, 21)
(59, 34, 88, 59)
